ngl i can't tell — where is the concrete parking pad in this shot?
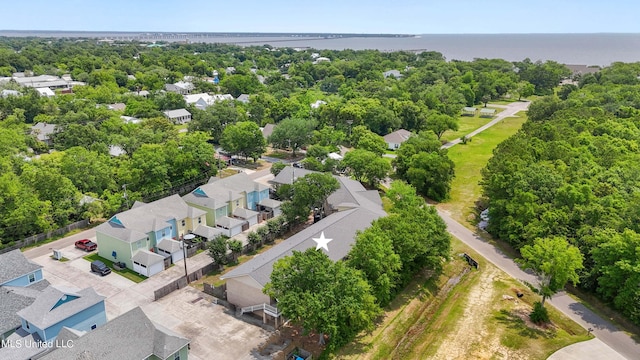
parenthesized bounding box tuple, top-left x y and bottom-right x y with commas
(548, 338, 627, 360)
(143, 286, 270, 360)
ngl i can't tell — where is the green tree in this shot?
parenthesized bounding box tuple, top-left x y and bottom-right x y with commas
(342, 149, 391, 187)
(207, 236, 229, 268)
(268, 118, 317, 156)
(518, 236, 584, 305)
(264, 249, 380, 350)
(347, 226, 401, 306)
(350, 125, 387, 155)
(425, 113, 459, 140)
(220, 121, 266, 162)
(270, 162, 287, 176)
(228, 239, 243, 263)
(405, 151, 455, 201)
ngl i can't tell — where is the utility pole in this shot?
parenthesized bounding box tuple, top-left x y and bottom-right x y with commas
(122, 184, 130, 209)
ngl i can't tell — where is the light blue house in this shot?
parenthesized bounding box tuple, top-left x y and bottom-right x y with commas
(183, 172, 271, 236)
(16, 285, 106, 342)
(0, 249, 44, 287)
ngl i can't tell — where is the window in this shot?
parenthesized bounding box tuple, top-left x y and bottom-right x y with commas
(162, 231, 166, 237)
(181, 220, 186, 227)
(28, 273, 35, 283)
(25, 322, 29, 330)
(174, 352, 181, 360)
(91, 324, 97, 330)
(198, 217, 202, 224)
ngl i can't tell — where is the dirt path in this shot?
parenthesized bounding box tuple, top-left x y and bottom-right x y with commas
(431, 266, 524, 360)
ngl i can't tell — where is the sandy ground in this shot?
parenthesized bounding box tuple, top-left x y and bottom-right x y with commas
(431, 266, 527, 360)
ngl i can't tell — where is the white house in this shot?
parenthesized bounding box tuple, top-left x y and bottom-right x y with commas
(383, 129, 412, 150)
(35, 87, 55, 97)
(163, 108, 191, 124)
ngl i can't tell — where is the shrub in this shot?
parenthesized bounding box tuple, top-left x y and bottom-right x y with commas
(529, 301, 549, 324)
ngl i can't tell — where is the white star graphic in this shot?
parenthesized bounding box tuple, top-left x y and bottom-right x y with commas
(312, 231, 333, 252)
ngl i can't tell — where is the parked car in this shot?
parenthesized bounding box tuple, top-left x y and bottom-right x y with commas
(90, 260, 111, 276)
(75, 239, 97, 252)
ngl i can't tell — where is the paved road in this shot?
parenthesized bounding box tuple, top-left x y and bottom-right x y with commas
(24, 227, 97, 259)
(441, 101, 531, 149)
(436, 208, 640, 360)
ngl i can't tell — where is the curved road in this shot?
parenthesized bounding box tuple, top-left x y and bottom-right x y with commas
(436, 208, 640, 359)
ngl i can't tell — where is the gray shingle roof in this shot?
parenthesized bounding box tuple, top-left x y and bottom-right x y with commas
(222, 206, 384, 286)
(157, 239, 182, 254)
(258, 198, 282, 209)
(163, 108, 191, 119)
(383, 129, 412, 144)
(17, 286, 105, 330)
(222, 171, 386, 286)
(132, 250, 165, 267)
(216, 216, 246, 229)
(193, 225, 226, 240)
(0, 249, 42, 285)
(30, 122, 57, 142)
(97, 194, 204, 243)
(232, 207, 259, 219)
(39, 307, 189, 360)
(262, 123, 276, 139)
(0, 281, 48, 333)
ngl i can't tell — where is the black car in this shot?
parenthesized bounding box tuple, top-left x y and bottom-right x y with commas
(91, 260, 111, 276)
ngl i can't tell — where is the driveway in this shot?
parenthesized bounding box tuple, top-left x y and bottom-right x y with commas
(142, 286, 270, 360)
(436, 208, 640, 359)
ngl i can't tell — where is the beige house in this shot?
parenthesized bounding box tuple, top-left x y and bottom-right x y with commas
(222, 172, 386, 325)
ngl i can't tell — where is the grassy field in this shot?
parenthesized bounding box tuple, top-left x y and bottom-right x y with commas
(83, 253, 147, 283)
(441, 107, 504, 142)
(439, 112, 527, 224)
(335, 237, 591, 360)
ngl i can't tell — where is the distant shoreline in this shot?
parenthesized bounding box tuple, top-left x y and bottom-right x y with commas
(1, 31, 638, 66)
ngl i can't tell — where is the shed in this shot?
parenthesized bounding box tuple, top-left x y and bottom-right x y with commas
(216, 216, 246, 237)
(462, 107, 477, 116)
(156, 239, 184, 264)
(233, 207, 260, 227)
(479, 108, 496, 117)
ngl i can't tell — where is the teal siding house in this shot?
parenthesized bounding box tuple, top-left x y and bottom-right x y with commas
(17, 286, 107, 341)
(0, 249, 44, 287)
(96, 194, 207, 277)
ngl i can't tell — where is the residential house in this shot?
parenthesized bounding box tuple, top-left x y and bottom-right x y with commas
(225, 66, 236, 75)
(184, 93, 234, 110)
(107, 102, 126, 111)
(313, 57, 331, 64)
(30, 122, 58, 147)
(163, 108, 192, 124)
(121, 115, 141, 124)
(164, 81, 193, 95)
(16, 285, 106, 342)
(1, 89, 21, 97)
(383, 129, 412, 150)
(221, 174, 385, 324)
(383, 69, 403, 79)
(39, 307, 190, 360)
(0, 250, 47, 342)
(35, 87, 55, 97)
(236, 94, 250, 103)
(13, 74, 85, 89)
(261, 123, 276, 140)
(0, 250, 45, 287)
(95, 195, 207, 277)
(182, 172, 272, 236)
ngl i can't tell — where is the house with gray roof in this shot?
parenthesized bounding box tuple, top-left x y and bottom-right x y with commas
(221, 170, 386, 324)
(261, 123, 276, 140)
(0, 249, 44, 287)
(383, 69, 403, 79)
(16, 285, 106, 342)
(0, 280, 49, 342)
(383, 129, 412, 150)
(236, 93, 250, 103)
(1, 89, 21, 97)
(30, 122, 58, 147)
(95, 194, 207, 277)
(163, 108, 191, 124)
(164, 81, 194, 95)
(183, 172, 270, 231)
(38, 307, 189, 360)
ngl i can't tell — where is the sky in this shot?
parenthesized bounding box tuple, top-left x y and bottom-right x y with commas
(2, 0, 639, 34)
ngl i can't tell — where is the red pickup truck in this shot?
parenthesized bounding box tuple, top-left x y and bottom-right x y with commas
(75, 239, 97, 252)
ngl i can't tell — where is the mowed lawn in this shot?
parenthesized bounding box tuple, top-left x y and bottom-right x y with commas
(440, 111, 527, 224)
(441, 106, 504, 142)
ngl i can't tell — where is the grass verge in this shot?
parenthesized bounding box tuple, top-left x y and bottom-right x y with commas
(83, 253, 147, 283)
(442, 108, 503, 142)
(439, 112, 527, 224)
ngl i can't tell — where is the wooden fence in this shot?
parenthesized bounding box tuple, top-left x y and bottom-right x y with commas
(0, 219, 90, 254)
(153, 262, 218, 300)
